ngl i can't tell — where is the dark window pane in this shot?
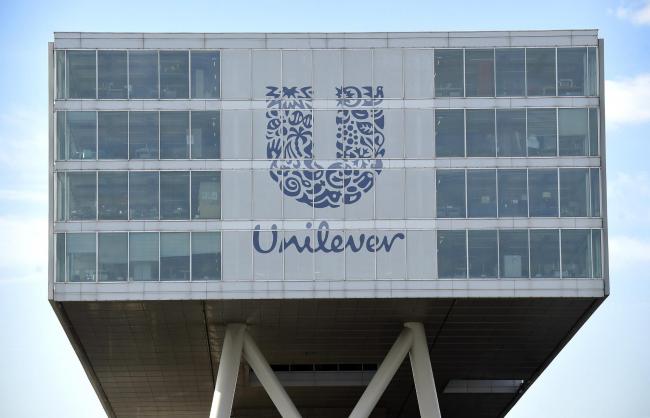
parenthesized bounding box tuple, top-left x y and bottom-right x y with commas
(559, 108, 588, 156)
(67, 51, 96, 98)
(435, 109, 464, 157)
(589, 108, 599, 156)
(586, 47, 598, 96)
(98, 233, 127, 281)
(191, 172, 220, 219)
(526, 48, 556, 96)
(67, 172, 96, 220)
(129, 233, 159, 281)
(436, 170, 465, 218)
(592, 229, 602, 278)
(160, 111, 189, 159)
(129, 111, 159, 159)
(561, 229, 591, 278)
(496, 109, 526, 157)
(495, 48, 525, 96)
(160, 172, 189, 219)
(467, 169, 496, 218)
(435, 49, 463, 97)
(498, 169, 528, 217)
(161, 232, 190, 281)
(56, 112, 66, 160)
(191, 51, 220, 98)
(560, 168, 589, 217)
(527, 108, 557, 157)
(98, 51, 127, 99)
(160, 51, 188, 99)
(590, 168, 601, 217)
(66, 233, 96, 282)
(56, 173, 66, 222)
(56, 50, 65, 100)
(191, 111, 220, 159)
(468, 230, 498, 278)
(499, 230, 529, 278)
(530, 229, 560, 278)
(66, 111, 96, 160)
(129, 51, 158, 99)
(437, 230, 466, 278)
(98, 172, 128, 220)
(466, 109, 495, 156)
(98, 111, 128, 159)
(56, 234, 65, 282)
(465, 49, 494, 97)
(129, 172, 159, 220)
(557, 48, 586, 96)
(192, 232, 221, 280)
(528, 169, 558, 217)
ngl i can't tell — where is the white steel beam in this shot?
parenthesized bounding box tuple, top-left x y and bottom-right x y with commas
(405, 322, 442, 418)
(210, 324, 246, 418)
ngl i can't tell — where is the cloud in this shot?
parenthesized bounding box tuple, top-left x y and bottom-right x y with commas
(0, 216, 48, 282)
(607, 171, 650, 232)
(614, 1, 650, 25)
(605, 74, 650, 125)
(609, 235, 650, 266)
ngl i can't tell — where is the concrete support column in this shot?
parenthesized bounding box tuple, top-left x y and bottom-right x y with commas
(210, 324, 246, 418)
(405, 322, 442, 418)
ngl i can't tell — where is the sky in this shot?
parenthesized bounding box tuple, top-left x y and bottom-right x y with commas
(0, 0, 649, 416)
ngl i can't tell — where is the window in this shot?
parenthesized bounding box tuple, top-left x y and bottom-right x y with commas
(160, 111, 189, 159)
(66, 50, 96, 98)
(468, 230, 498, 278)
(129, 233, 159, 281)
(129, 172, 159, 220)
(66, 233, 96, 282)
(496, 109, 526, 157)
(557, 48, 587, 96)
(590, 168, 601, 217)
(495, 48, 525, 96)
(526, 48, 556, 96)
(436, 170, 466, 218)
(98, 111, 128, 159)
(559, 108, 588, 156)
(589, 108, 599, 156)
(467, 169, 496, 218)
(192, 232, 221, 280)
(56, 234, 66, 282)
(528, 169, 558, 217)
(561, 229, 591, 278)
(560, 168, 589, 217)
(61, 111, 96, 160)
(465, 49, 494, 97)
(191, 172, 220, 219)
(499, 230, 529, 278)
(129, 51, 158, 99)
(530, 229, 560, 278)
(67, 172, 96, 220)
(56, 50, 66, 100)
(160, 171, 189, 219)
(98, 172, 127, 220)
(435, 49, 463, 97)
(98, 51, 127, 99)
(160, 51, 188, 99)
(592, 229, 602, 278)
(129, 111, 159, 159)
(437, 230, 466, 278)
(498, 169, 527, 217)
(57, 173, 66, 221)
(466, 109, 495, 157)
(586, 47, 598, 96)
(527, 109, 557, 157)
(160, 232, 190, 281)
(191, 51, 220, 98)
(191, 111, 220, 159)
(98, 233, 127, 281)
(435, 109, 464, 157)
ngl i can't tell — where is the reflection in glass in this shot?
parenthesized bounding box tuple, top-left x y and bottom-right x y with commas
(436, 170, 466, 218)
(161, 232, 190, 281)
(586, 47, 598, 96)
(495, 48, 525, 96)
(192, 232, 221, 280)
(530, 229, 560, 278)
(160, 111, 189, 159)
(468, 230, 498, 278)
(528, 169, 558, 217)
(191, 51, 220, 98)
(66, 50, 96, 98)
(160, 171, 189, 219)
(160, 51, 189, 99)
(467, 169, 496, 218)
(499, 230, 529, 278)
(465, 49, 494, 97)
(435, 109, 464, 157)
(435, 49, 463, 97)
(592, 229, 602, 278)
(130, 233, 159, 281)
(129, 51, 158, 99)
(98, 233, 127, 281)
(561, 229, 591, 278)
(498, 169, 528, 217)
(496, 109, 526, 157)
(526, 48, 556, 96)
(67, 172, 96, 220)
(589, 108, 599, 156)
(56, 50, 65, 100)
(98, 51, 127, 99)
(527, 109, 557, 156)
(65, 111, 96, 160)
(560, 168, 589, 217)
(466, 109, 495, 156)
(559, 108, 588, 156)
(66, 233, 96, 282)
(191, 111, 220, 159)
(437, 230, 467, 278)
(98, 172, 128, 220)
(56, 234, 65, 282)
(98, 111, 128, 159)
(590, 168, 601, 217)
(129, 111, 159, 159)
(129, 172, 159, 220)
(557, 48, 587, 96)
(191, 172, 220, 219)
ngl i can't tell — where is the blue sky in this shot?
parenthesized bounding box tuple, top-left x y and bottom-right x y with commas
(0, 0, 649, 416)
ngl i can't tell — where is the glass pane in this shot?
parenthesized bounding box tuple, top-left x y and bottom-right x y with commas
(589, 108, 599, 156)
(129, 111, 159, 159)
(530, 229, 560, 278)
(468, 230, 498, 278)
(192, 232, 221, 280)
(160, 232, 190, 281)
(160, 171, 189, 219)
(435, 49, 463, 97)
(586, 47, 598, 96)
(191, 51, 220, 99)
(191, 111, 220, 159)
(66, 111, 96, 160)
(160, 111, 189, 159)
(129, 172, 159, 220)
(499, 230, 529, 278)
(435, 109, 464, 157)
(436, 170, 466, 218)
(592, 229, 602, 278)
(191, 171, 220, 219)
(66, 50, 96, 98)
(560, 168, 589, 217)
(466, 109, 495, 156)
(437, 230, 466, 278)
(56, 50, 65, 99)
(559, 108, 588, 156)
(495, 48, 525, 96)
(98, 111, 128, 159)
(465, 49, 494, 97)
(67, 172, 96, 220)
(498, 169, 528, 217)
(557, 48, 587, 96)
(66, 233, 96, 282)
(98, 51, 127, 99)
(526, 48, 556, 96)
(129, 51, 158, 99)
(57, 112, 66, 160)
(496, 109, 526, 157)
(561, 229, 591, 278)
(98, 172, 127, 220)
(527, 108, 557, 157)
(57, 172, 66, 221)
(98, 233, 127, 281)
(129, 233, 159, 281)
(56, 233, 65, 282)
(467, 169, 496, 218)
(160, 51, 188, 99)
(590, 168, 601, 217)
(528, 169, 558, 217)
